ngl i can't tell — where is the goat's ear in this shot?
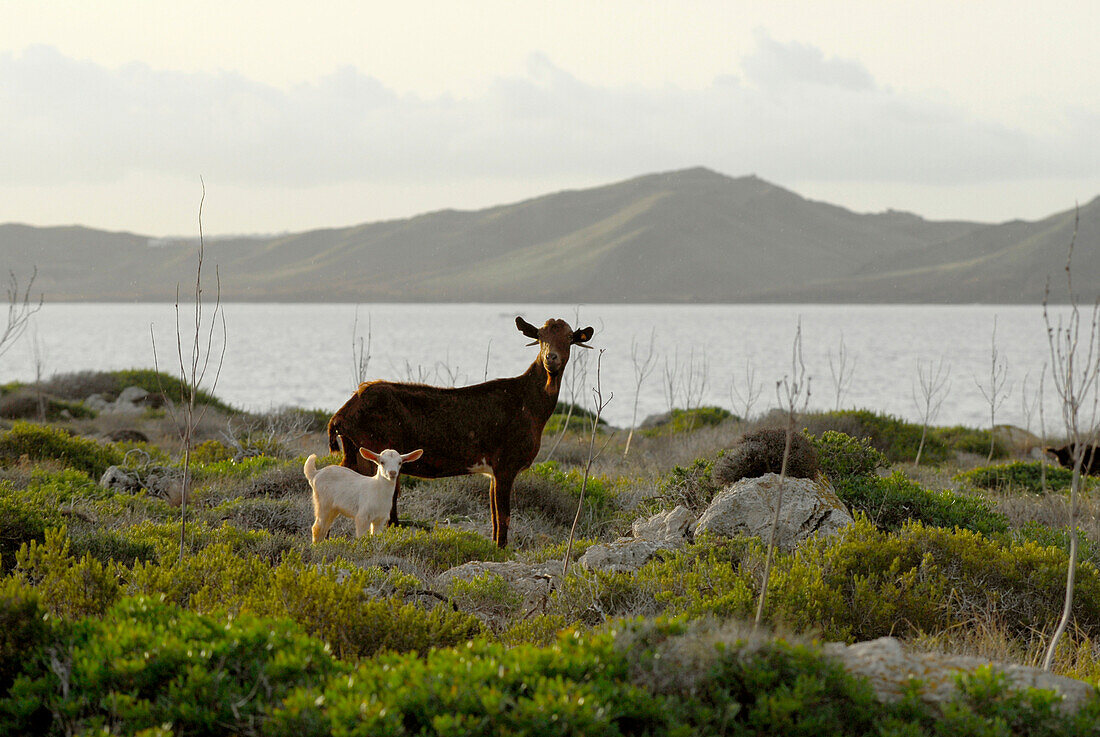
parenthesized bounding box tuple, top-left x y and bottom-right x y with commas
(359, 447, 380, 464)
(516, 316, 540, 341)
(572, 326, 594, 345)
(401, 448, 424, 463)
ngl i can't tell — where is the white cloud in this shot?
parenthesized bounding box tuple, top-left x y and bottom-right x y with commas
(1, 33, 1096, 195)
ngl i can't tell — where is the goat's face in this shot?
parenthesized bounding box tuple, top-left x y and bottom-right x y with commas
(360, 447, 424, 481)
(516, 316, 595, 377)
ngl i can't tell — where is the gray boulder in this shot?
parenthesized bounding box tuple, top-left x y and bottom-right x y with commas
(99, 465, 143, 494)
(579, 505, 694, 573)
(694, 473, 853, 550)
(825, 636, 1096, 714)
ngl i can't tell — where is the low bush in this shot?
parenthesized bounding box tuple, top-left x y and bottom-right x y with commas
(806, 409, 950, 464)
(956, 461, 1085, 494)
(811, 430, 889, 481)
(834, 471, 1008, 535)
(0, 390, 94, 421)
(935, 425, 1008, 459)
(0, 421, 123, 478)
(0, 578, 50, 696)
(768, 518, 1100, 642)
(12, 527, 121, 619)
(642, 406, 734, 436)
(0, 492, 61, 573)
(264, 617, 1100, 736)
(526, 461, 620, 522)
(713, 427, 819, 485)
(0, 596, 339, 736)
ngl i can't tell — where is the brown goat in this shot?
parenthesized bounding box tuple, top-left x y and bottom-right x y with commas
(1046, 443, 1100, 475)
(327, 316, 594, 547)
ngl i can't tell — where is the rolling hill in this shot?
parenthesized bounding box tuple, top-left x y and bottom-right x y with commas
(2, 167, 1096, 303)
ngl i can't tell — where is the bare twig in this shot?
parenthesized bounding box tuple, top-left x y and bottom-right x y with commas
(151, 178, 227, 559)
(827, 333, 856, 411)
(1042, 206, 1097, 670)
(731, 358, 764, 421)
(624, 328, 657, 457)
(754, 320, 810, 627)
(973, 316, 1012, 461)
(351, 307, 372, 386)
(563, 349, 613, 577)
(1, 266, 44, 362)
(912, 358, 952, 466)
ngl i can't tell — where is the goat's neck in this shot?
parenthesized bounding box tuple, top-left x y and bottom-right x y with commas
(524, 359, 563, 411)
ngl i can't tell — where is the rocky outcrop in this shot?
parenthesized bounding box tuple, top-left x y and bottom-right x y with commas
(578, 506, 693, 572)
(825, 636, 1096, 714)
(694, 473, 853, 550)
(86, 386, 160, 415)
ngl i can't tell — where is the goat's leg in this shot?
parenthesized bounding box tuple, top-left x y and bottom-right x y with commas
(491, 471, 516, 548)
(488, 474, 500, 544)
(388, 476, 402, 526)
(312, 510, 335, 543)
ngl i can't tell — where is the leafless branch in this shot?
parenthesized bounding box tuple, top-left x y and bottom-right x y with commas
(564, 349, 613, 577)
(1041, 204, 1097, 670)
(731, 358, 764, 421)
(351, 306, 372, 386)
(912, 358, 952, 466)
(754, 319, 810, 627)
(827, 332, 856, 411)
(973, 316, 1013, 461)
(624, 328, 657, 457)
(1, 266, 44, 362)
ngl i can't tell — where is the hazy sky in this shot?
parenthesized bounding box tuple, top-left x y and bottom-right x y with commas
(3, 1, 1098, 236)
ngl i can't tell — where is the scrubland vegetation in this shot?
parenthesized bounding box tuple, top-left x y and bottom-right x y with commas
(2, 371, 1100, 735)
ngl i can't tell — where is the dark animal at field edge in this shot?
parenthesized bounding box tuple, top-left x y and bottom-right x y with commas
(1046, 443, 1100, 475)
(327, 316, 595, 547)
(713, 427, 820, 486)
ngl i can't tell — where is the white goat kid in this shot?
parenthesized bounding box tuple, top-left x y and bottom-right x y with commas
(303, 447, 423, 543)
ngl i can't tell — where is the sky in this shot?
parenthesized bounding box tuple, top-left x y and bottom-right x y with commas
(2, 0, 1099, 236)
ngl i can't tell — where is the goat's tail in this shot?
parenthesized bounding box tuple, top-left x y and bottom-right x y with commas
(303, 453, 319, 483)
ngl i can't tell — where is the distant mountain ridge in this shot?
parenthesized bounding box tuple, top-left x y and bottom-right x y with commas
(2, 167, 1097, 303)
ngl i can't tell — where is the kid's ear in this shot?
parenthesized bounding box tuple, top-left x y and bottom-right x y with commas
(401, 448, 424, 463)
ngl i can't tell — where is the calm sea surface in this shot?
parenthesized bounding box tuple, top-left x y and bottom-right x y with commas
(1, 302, 1090, 432)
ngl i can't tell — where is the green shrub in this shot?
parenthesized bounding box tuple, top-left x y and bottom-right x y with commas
(127, 544, 481, 660)
(376, 525, 510, 573)
(13, 527, 121, 619)
(0, 578, 51, 695)
(0, 492, 60, 573)
(527, 461, 619, 519)
(0, 596, 339, 736)
(446, 571, 523, 625)
(0, 421, 124, 478)
(265, 628, 666, 737)
(834, 471, 1008, 535)
(812, 410, 950, 464)
(648, 456, 721, 513)
(812, 430, 889, 481)
(956, 461, 1085, 494)
(934, 425, 1008, 459)
(767, 518, 1100, 642)
(190, 438, 234, 464)
(642, 406, 734, 436)
(545, 400, 610, 434)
